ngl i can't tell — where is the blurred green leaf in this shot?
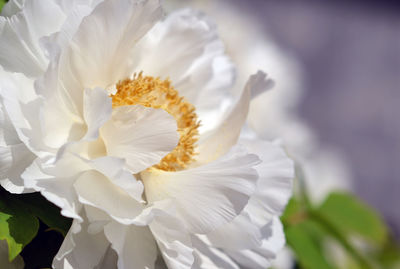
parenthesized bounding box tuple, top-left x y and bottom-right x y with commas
(281, 198, 302, 224)
(376, 239, 400, 269)
(20, 193, 72, 236)
(317, 192, 387, 245)
(0, 195, 39, 261)
(286, 220, 335, 269)
(0, 0, 5, 13)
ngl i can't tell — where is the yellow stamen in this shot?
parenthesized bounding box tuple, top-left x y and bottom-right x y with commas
(112, 72, 199, 171)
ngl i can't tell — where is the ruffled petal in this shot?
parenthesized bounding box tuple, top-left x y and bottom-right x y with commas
(141, 145, 259, 234)
(241, 138, 294, 225)
(101, 105, 179, 174)
(0, 0, 66, 76)
(191, 236, 239, 269)
(134, 9, 236, 131)
(0, 143, 35, 194)
(204, 212, 262, 251)
(59, 0, 162, 95)
(22, 158, 83, 220)
(191, 138, 293, 268)
(34, 0, 163, 151)
(196, 71, 273, 164)
(83, 88, 112, 141)
(74, 170, 144, 224)
(53, 212, 115, 269)
(150, 214, 194, 269)
(224, 217, 286, 269)
(104, 221, 158, 269)
(1, 0, 25, 17)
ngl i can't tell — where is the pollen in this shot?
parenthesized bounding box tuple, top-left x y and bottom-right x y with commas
(112, 72, 200, 171)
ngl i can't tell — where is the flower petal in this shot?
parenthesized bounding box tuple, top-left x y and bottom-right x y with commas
(134, 9, 236, 131)
(0, 0, 66, 76)
(104, 221, 158, 269)
(1, 0, 25, 17)
(192, 138, 293, 268)
(241, 138, 294, 225)
(142, 145, 259, 234)
(74, 170, 144, 224)
(224, 217, 286, 269)
(22, 156, 85, 220)
(88, 156, 144, 202)
(83, 88, 112, 141)
(101, 105, 179, 174)
(150, 215, 194, 269)
(204, 212, 262, 251)
(60, 0, 162, 93)
(191, 236, 239, 269)
(0, 143, 35, 194)
(196, 71, 273, 164)
(53, 213, 113, 269)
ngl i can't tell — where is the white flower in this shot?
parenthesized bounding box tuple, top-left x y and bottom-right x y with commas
(0, 0, 294, 268)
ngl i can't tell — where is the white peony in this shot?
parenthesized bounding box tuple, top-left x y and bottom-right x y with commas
(0, 0, 294, 268)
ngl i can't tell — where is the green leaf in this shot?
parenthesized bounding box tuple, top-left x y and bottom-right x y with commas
(286, 220, 335, 269)
(20, 193, 72, 236)
(0, 195, 39, 261)
(0, 0, 6, 13)
(317, 192, 387, 245)
(281, 198, 302, 223)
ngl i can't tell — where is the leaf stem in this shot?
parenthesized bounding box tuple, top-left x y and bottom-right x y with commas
(294, 163, 375, 269)
(308, 209, 375, 269)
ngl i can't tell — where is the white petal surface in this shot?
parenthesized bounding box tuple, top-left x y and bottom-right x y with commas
(87, 156, 144, 202)
(205, 212, 262, 251)
(191, 236, 239, 269)
(225, 217, 286, 269)
(53, 214, 112, 269)
(0, 143, 35, 194)
(60, 0, 162, 96)
(1, 0, 25, 17)
(197, 71, 273, 164)
(22, 155, 87, 220)
(104, 221, 158, 269)
(101, 105, 179, 174)
(34, 0, 163, 151)
(83, 88, 112, 140)
(142, 146, 260, 234)
(0, 0, 65, 76)
(193, 138, 293, 268)
(0, 67, 36, 139)
(242, 139, 294, 225)
(134, 9, 218, 86)
(0, 103, 20, 147)
(150, 215, 194, 269)
(134, 9, 235, 131)
(74, 170, 144, 224)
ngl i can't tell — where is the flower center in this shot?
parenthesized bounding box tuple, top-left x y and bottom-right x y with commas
(112, 72, 199, 171)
